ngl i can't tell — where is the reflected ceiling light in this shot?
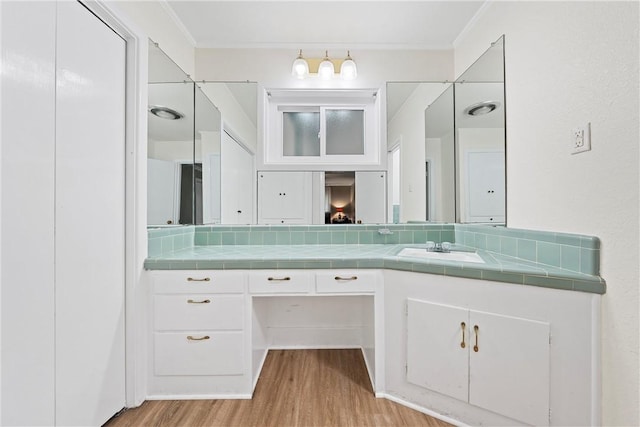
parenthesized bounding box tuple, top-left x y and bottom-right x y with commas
(317, 51, 335, 80)
(291, 50, 357, 80)
(149, 105, 184, 120)
(464, 101, 501, 116)
(340, 51, 357, 80)
(291, 49, 309, 79)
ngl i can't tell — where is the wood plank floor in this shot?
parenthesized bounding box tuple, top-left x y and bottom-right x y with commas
(106, 349, 452, 427)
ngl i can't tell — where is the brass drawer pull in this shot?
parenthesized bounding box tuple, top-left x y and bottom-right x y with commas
(187, 335, 210, 341)
(187, 299, 210, 304)
(187, 277, 211, 282)
(460, 322, 466, 348)
(268, 277, 291, 281)
(473, 325, 479, 352)
(334, 276, 358, 281)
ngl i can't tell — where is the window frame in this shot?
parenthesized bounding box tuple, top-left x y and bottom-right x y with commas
(265, 90, 379, 167)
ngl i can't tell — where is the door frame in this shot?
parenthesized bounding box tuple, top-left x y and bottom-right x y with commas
(81, 0, 148, 407)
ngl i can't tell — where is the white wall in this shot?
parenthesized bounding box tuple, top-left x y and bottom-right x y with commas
(454, 2, 639, 425)
(110, 0, 196, 76)
(195, 48, 453, 88)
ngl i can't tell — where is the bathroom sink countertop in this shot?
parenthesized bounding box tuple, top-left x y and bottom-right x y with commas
(144, 243, 606, 294)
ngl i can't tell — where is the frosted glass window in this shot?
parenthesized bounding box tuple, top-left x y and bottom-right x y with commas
(283, 112, 320, 156)
(326, 109, 364, 155)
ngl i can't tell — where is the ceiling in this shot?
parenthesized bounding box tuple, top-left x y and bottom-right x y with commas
(166, 1, 486, 50)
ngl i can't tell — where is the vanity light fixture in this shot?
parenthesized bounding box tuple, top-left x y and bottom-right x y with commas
(291, 50, 357, 80)
(149, 105, 184, 120)
(291, 49, 309, 79)
(464, 101, 501, 116)
(340, 51, 357, 80)
(317, 51, 335, 80)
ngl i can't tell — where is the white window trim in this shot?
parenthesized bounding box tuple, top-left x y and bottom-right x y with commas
(265, 90, 380, 168)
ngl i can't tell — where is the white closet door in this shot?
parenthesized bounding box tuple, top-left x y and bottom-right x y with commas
(55, 2, 126, 425)
(0, 2, 57, 425)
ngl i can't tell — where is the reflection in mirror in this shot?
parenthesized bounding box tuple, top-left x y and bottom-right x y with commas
(147, 79, 195, 225)
(325, 172, 355, 224)
(424, 84, 455, 222)
(147, 41, 224, 226)
(387, 35, 505, 225)
(195, 85, 222, 225)
(386, 82, 453, 222)
(454, 36, 505, 223)
(147, 41, 195, 226)
(200, 82, 258, 225)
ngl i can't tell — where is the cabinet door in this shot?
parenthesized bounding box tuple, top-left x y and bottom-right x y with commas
(407, 299, 469, 402)
(466, 151, 505, 223)
(258, 171, 312, 224)
(355, 171, 386, 224)
(469, 310, 550, 426)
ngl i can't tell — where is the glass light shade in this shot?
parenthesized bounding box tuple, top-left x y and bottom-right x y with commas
(318, 59, 335, 80)
(291, 57, 309, 79)
(340, 58, 357, 80)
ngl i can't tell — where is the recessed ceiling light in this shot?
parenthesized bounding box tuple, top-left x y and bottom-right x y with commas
(149, 105, 184, 120)
(464, 101, 501, 116)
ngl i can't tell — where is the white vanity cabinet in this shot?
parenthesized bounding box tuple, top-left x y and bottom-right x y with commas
(384, 270, 599, 427)
(257, 171, 312, 224)
(149, 271, 251, 398)
(249, 270, 313, 294)
(407, 299, 550, 426)
(316, 270, 378, 293)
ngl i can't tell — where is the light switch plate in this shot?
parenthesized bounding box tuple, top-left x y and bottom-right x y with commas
(571, 123, 591, 154)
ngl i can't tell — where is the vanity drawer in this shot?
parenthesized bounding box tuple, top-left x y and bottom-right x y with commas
(248, 271, 313, 294)
(152, 270, 245, 294)
(154, 331, 244, 376)
(154, 294, 244, 331)
(316, 270, 379, 293)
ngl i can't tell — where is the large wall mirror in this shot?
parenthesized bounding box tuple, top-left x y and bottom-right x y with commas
(387, 35, 505, 224)
(147, 41, 257, 226)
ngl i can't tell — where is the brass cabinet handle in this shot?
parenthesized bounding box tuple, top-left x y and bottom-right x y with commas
(460, 322, 466, 348)
(187, 277, 211, 282)
(187, 335, 210, 341)
(268, 277, 291, 281)
(473, 325, 479, 352)
(187, 299, 210, 304)
(334, 276, 358, 281)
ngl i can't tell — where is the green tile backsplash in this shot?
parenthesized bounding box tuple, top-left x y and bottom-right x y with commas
(193, 224, 455, 248)
(454, 224, 600, 276)
(147, 223, 601, 278)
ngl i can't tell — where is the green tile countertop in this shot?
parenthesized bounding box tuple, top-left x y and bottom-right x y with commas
(144, 243, 606, 295)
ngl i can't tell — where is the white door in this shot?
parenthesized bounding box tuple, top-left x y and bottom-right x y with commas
(221, 131, 254, 224)
(55, 2, 126, 425)
(469, 310, 550, 426)
(407, 299, 469, 402)
(355, 171, 386, 224)
(466, 151, 505, 223)
(148, 158, 177, 225)
(258, 171, 312, 224)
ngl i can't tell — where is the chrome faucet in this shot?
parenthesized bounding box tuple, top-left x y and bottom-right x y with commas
(426, 241, 451, 253)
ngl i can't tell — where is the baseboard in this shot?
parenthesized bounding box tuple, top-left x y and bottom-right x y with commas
(378, 393, 466, 427)
(146, 393, 252, 400)
(359, 348, 376, 392)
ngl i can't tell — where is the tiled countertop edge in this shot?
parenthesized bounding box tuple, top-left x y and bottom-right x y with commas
(143, 248, 606, 295)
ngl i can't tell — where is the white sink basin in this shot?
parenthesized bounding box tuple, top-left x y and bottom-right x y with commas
(397, 247, 485, 264)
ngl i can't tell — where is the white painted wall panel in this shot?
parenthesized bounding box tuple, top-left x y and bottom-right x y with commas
(0, 2, 57, 425)
(454, 3, 639, 424)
